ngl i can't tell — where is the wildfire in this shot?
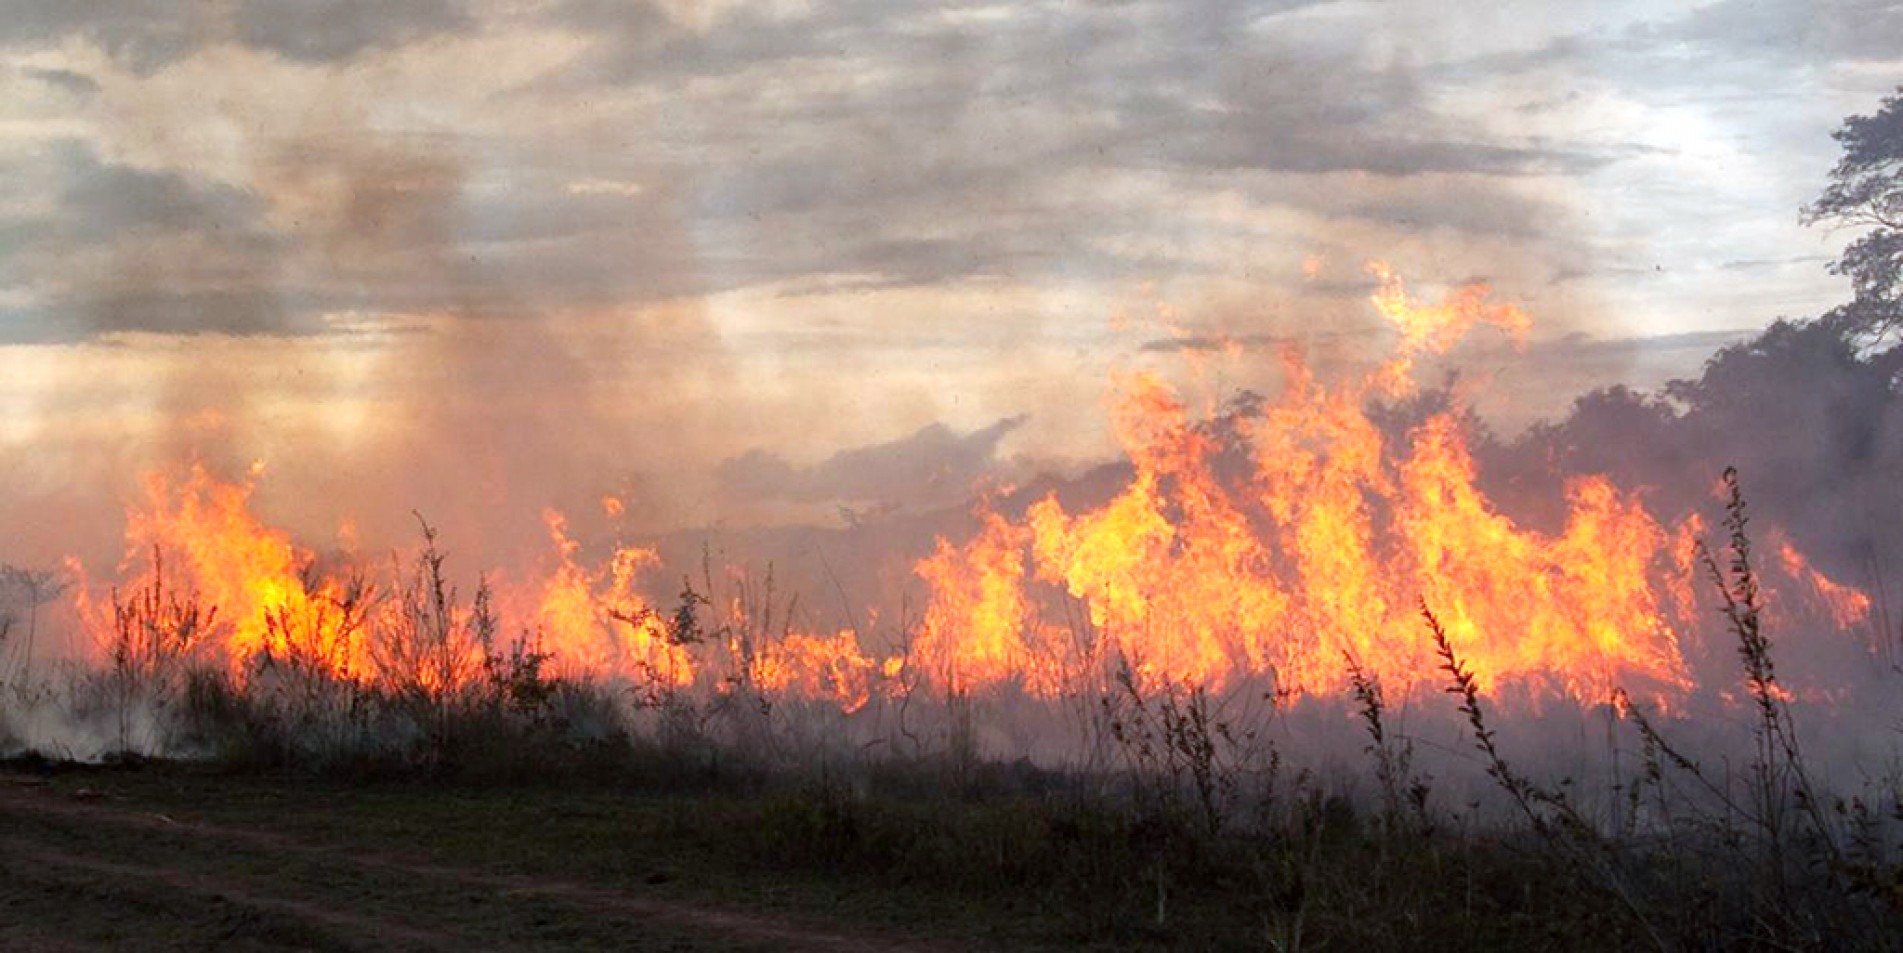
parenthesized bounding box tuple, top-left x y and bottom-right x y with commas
(65, 262, 1873, 714)
(1773, 533, 1872, 630)
(531, 509, 690, 686)
(915, 262, 1712, 705)
(72, 465, 372, 679)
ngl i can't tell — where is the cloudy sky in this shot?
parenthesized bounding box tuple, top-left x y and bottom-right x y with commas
(0, 0, 1899, 558)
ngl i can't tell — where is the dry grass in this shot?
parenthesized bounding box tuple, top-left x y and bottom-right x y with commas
(3, 473, 1902, 950)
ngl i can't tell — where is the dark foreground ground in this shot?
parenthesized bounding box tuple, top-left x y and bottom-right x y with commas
(0, 763, 998, 952)
(10, 754, 1887, 951)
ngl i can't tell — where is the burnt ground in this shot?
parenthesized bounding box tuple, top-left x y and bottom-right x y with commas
(0, 765, 993, 952)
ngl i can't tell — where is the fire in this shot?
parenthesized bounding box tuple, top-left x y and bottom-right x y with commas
(914, 264, 1699, 705)
(752, 630, 882, 713)
(1365, 261, 1529, 396)
(63, 263, 1873, 716)
(1365, 260, 1530, 356)
(1773, 534, 1872, 630)
(72, 465, 371, 679)
(67, 473, 862, 704)
(530, 510, 691, 687)
(1026, 373, 1289, 691)
(913, 508, 1039, 694)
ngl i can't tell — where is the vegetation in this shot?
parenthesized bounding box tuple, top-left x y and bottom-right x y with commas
(1805, 86, 1903, 348)
(4, 80, 1903, 953)
(1, 468, 1900, 952)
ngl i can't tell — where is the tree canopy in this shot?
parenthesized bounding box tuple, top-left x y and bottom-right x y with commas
(1804, 86, 1903, 346)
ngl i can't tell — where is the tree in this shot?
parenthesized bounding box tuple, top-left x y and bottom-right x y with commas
(1803, 87, 1903, 348)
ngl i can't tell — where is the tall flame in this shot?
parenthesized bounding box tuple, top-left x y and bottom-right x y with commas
(530, 510, 691, 686)
(64, 263, 1871, 714)
(913, 262, 1692, 704)
(72, 465, 372, 679)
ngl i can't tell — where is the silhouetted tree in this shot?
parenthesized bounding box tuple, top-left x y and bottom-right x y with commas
(1804, 87, 1903, 352)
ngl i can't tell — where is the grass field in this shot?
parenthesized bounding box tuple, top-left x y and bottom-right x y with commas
(0, 756, 1605, 952)
(1, 759, 1005, 952)
(11, 745, 1890, 952)
(4, 480, 1900, 950)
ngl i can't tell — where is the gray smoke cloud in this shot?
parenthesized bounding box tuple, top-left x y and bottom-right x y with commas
(0, 0, 1895, 573)
(716, 415, 1027, 511)
(0, 0, 473, 73)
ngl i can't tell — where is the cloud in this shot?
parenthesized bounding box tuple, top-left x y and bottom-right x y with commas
(0, 0, 204, 74)
(52, 143, 270, 243)
(516, 0, 1638, 302)
(20, 67, 100, 96)
(0, 0, 1882, 496)
(1137, 43, 1619, 179)
(0, 0, 1689, 348)
(716, 415, 1027, 507)
(2, 145, 707, 348)
(1637, 0, 1903, 67)
(233, 0, 475, 64)
(1, 131, 709, 343)
(0, 142, 299, 344)
(1458, 0, 1903, 97)
(0, 0, 473, 72)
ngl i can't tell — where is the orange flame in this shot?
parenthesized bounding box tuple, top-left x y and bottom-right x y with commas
(66, 264, 1872, 717)
(913, 265, 1695, 705)
(528, 510, 691, 686)
(1774, 534, 1872, 630)
(71, 464, 370, 679)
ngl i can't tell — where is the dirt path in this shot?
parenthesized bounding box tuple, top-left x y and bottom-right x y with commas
(0, 776, 960, 952)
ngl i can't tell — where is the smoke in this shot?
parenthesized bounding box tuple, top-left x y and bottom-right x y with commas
(0, 64, 748, 570)
(1, 1, 1899, 785)
(715, 415, 1027, 513)
(222, 126, 737, 557)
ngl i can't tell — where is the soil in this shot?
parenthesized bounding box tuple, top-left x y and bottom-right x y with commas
(0, 768, 966, 952)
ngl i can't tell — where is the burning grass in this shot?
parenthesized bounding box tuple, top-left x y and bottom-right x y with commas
(30, 264, 1877, 721)
(3, 264, 1901, 948)
(2, 470, 1900, 950)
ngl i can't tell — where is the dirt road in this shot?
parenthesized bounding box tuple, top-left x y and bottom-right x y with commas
(0, 771, 960, 952)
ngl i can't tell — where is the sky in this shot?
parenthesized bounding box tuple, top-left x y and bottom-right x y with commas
(0, 0, 1899, 561)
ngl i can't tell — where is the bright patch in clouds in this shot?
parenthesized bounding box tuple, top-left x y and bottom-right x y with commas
(0, 0, 1897, 543)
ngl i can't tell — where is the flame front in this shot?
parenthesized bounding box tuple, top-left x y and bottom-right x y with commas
(531, 510, 691, 686)
(914, 263, 1695, 705)
(72, 465, 373, 680)
(65, 263, 1871, 713)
